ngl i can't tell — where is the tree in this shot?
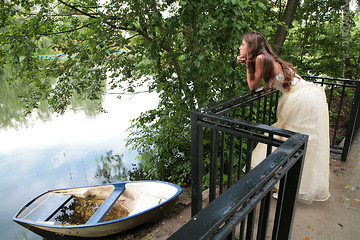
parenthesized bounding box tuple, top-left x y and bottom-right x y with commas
(343, 0, 352, 78)
(0, 0, 275, 185)
(272, 0, 300, 55)
(280, 0, 360, 79)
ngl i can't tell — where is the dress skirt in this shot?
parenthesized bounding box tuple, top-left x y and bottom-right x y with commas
(251, 81, 331, 203)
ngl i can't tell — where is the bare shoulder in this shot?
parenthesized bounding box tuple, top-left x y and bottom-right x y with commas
(255, 54, 265, 62)
(255, 54, 265, 67)
(273, 61, 282, 75)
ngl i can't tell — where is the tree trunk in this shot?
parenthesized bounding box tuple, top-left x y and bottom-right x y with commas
(357, 45, 360, 79)
(273, 0, 300, 55)
(342, 0, 352, 79)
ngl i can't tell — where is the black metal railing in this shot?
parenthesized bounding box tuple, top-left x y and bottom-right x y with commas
(169, 134, 307, 240)
(302, 76, 360, 161)
(169, 76, 359, 239)
(170, 90, 308, 239)
(188, 89, 281, 215)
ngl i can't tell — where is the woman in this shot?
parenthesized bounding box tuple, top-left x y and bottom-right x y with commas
(237, 32, 330, 204)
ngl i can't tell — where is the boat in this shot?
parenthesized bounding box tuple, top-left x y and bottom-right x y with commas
(13, 181, 182, 238)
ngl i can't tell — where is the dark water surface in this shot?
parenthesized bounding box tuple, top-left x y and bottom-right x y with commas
(0, 92, 158, 240)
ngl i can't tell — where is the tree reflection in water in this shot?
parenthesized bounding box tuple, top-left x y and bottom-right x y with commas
(94, 150, 128, 184)
(54, 195, 129, 225)
(55, 196, 102, 225)
(0, 62, 103, 129)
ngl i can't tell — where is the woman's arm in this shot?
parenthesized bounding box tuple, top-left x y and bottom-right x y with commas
(246, 54, 265, 90)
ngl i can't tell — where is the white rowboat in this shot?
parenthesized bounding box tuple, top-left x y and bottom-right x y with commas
(13, 181, 182, 238)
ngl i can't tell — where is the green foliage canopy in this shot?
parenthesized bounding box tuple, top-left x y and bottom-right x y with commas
(3, 0, 358, 185)
(0, 0, 277, 185)
(282, 0, 360, 78)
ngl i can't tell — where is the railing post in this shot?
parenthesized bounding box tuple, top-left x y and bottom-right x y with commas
(191, 110, 203, 216)
(272, 140, 307, 240)
(341, 80, 360, 161)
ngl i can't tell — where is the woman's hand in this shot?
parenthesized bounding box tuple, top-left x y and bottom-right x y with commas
(237, 56, 246, 63)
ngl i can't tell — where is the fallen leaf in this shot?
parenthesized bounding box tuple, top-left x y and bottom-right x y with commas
(354, 199, 360, 202)
(345, 186, 349, 189)
(307, 225, 314, 230)
(346, 198, 350, 201)
(351, 204, 356, 207)
(304, 236, 310, 240)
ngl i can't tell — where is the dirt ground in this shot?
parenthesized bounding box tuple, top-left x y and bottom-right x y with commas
(115, 133, 360, 240)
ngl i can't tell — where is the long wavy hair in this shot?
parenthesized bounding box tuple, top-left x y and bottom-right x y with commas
(242, 32, 296, 92)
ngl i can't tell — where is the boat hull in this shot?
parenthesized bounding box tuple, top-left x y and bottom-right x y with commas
(14, 181, 182, 238)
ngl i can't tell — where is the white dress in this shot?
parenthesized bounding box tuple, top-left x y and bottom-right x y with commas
(251, 72, 330, 203)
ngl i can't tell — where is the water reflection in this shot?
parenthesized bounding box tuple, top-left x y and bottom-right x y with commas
(53, 195, 129, 226)
(94, 150, 128, 184)
(0, 64, 103, 130)
(55, 196, 102, 225)
(0, 69, 47, 128)
(0, 90, 158, 239)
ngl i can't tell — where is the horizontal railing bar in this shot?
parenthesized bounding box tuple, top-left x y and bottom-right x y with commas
(200, 92, 255, 112)
(193, 111, 295, 139)
(197, 120, 285, 147)
(330, 148, 343, 154)
(311, 81, 358, 88)
(199, 88, 275, 113)
(211, 91, 273, 116)
(303, 75, 358, 83)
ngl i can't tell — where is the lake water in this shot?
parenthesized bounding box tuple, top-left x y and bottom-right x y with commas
(0, 90, 159, 240)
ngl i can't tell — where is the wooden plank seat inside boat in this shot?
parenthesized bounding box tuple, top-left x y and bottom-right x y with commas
(85, 183, 125, 225)
(17, 193, 73, 223)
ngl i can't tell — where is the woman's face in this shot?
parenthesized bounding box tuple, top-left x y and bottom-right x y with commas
(239, 38, 249, 59)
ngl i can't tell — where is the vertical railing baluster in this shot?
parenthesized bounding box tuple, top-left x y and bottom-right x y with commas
(220, 132, 225, 195)
(273, 91, 280, 124)
(191, 111, 203, 216)
(210, 129, 218, 202)
(268, 91, 274, 126)
(333, 85, 346, 145)
(245, 207, 256, 240)
(228, 134, 235, 187)
(256, 95, 261, 123)
(245, 138, 253, 173)
(237, 137, 243, 181)
(239, 217, 246, 240)
(262, 94, 268, 124)
(257, 192, 272, 240)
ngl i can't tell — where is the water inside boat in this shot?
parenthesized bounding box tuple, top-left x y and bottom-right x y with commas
(51, 195, 129, 225)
